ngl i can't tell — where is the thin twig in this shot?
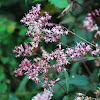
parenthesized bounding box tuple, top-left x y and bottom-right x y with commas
(83, 62, 96, 89)
(68, 30, 98, 48)
(83, 62, 100, 99)
(92, 36, 100, 42)
(73, 0, 90, 13)
(73, 0, 97, 20)
(85, 83, 93, 95)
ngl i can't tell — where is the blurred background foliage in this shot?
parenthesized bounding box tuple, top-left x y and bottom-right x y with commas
(0, 0, 100, 100)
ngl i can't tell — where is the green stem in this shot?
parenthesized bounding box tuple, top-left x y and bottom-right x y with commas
(53, 23, 98, 48)
(68, 30, 98, 48)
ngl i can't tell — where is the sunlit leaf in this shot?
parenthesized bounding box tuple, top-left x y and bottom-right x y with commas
(48, 0, 69, 8)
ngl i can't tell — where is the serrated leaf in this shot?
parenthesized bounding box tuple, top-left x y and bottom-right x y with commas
(48, 0, 69, 8)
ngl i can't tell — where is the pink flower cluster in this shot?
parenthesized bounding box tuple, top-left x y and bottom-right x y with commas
(31, 89, 53, 100)
(14, 42, 100, 91)
(66, 42, 100, 58)
(41, 45, 69, 72)
(21, 4, 68, 46)
(13, 4, 100, 100)
(74, 93, 85, 100)
(13, 42, 38, 57)
(14, 56, 60, 91)
(83, 9, 100, 37)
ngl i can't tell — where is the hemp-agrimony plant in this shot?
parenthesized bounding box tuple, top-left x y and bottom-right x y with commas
(13, 4, 100, 100)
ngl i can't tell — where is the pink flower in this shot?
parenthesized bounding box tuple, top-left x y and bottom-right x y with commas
(83, 8, 100, 37)
(31, 90, 53, 100)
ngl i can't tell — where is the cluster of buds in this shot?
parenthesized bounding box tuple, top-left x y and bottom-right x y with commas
(83, 9, 100, 38)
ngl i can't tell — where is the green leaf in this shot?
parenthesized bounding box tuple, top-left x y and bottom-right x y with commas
(18, 26, 27, 36)
(0, 83, 7, 93)
(8, 93, 19, 100)
(60, 16, 75, 24)
(57, 2, 73, 18)
(74, 28, 87, 43)
(0, 49, 3, 55)
(92, 69, 100, 82)
(25, 0, 27, 5)
(0, 73, 6, 81)
(17, 75, 28, 92)
(0, 24, 6, 33)
(48, 0, 69, 8)
(64, 71, 69, 92)
(63, 95, 69, 100)
(7, 21, 16, 34)
(0, 2, 2, 7)
(74, 24, 93, 42)
(98, 69, 100, 77)
(61, 34, 67, 45)
(49, 59, 57, 65)
(53, 80, 65, 99)
(33, 0, 45, 3)
(69, 75, 89, 89)
(70, 62, 80, 76)
(0, 57, 9, 64)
